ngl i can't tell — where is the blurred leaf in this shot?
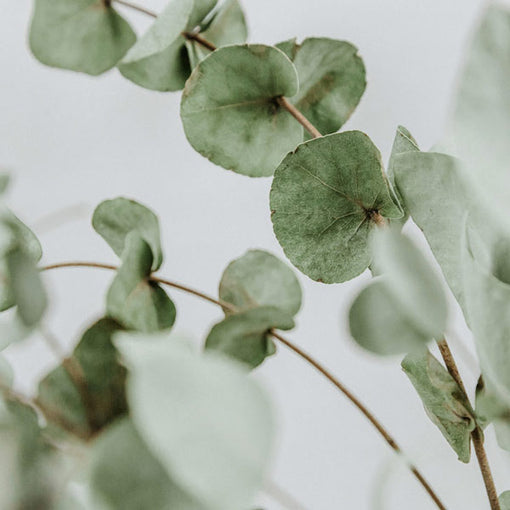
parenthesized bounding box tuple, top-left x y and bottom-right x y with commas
(118, 0, 194, 91)
(107, 233, 176, 332)
(462, 229, 510, 450)
(205, 306, 294, 368)
(29, 0, 136, 75)
(38, 318, 127, 438)
(444, 4, 510, 218)
(349, 279, 432, 356)
(386, 125, 419, 226)
(393, 151, 497, 316)
(91, 418, 206, 510)
(92, 197, 163, 270)
(181, 44, 302, 177)
(402, 350, 476, 462)
(116, 333, 274, 510)
(0, 355, 13, 387)
(186, 0, 218, 29)
(219, 249, 302, 316)
(186, 0, 248, 67)
(500, 492, 510, 509)
(276, 37, 366, 140)
(270, 131, 402, 283)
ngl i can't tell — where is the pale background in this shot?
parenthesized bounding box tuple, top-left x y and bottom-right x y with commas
(2, 0, 510, 508)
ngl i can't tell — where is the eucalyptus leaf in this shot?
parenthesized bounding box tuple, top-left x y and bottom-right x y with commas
(386, 125, 419, 225)
(402, 350, 476, 463)
(186, 0, 218, 29)
(118, 0, 194, 91)
(500, 492, 510, 510)
(38, 318, 127, 437)
(106, 233, 176, 332)
(115, 334, 274, 510)
(29, 0, 136, 75)
(181, 44, 302, 177)
(185, 0, 248, 68)
(92, 197, 163, 270)
(393, 151, 497, 315)
(270, 131, 402, 283)
(205, 306, 294, 368)
(92, 418, 206, 510)
(349, 278, 433, 356)
(444, 4, 510, 219)
(276, 37, 366, 140)
(0, 355, 13, 387)
(219, 249, 302, 316)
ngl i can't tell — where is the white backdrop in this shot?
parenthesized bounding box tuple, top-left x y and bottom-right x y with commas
(2, 1, 510, 508)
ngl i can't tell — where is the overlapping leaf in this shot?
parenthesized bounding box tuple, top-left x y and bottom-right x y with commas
(186, 0, 248, 68)
(93, 197, 163, 270)
(270, 131, 402, 283)
(402, 350, 476, 463)
(205, 306, 294, 368)
(276, 37, 366, 139)
(91, 418, 206, 510)
(181, 44, 302, 177)
(349, 229, 447, 355)
(37, 318, 127, 438)
(500, 492, 510, 510)
(106, 233, 176, 332)
(219, 249, 302, 316)
(116, 334, 274, 510)
(29, 0, 136, 75)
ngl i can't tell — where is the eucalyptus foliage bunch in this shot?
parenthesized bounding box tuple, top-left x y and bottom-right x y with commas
(1, 0, 510, 508)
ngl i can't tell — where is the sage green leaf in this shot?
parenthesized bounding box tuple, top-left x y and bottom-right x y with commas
(116, 334, 274, 510)
(29, 0, 136, 75)
(107, 234, 176, 332)
(386, 125, 419, 225)
(500, 492, 510, 510)
(270, 131, 402, 283)
(0, 175, 10, 196)
(92, 197, 163, 270)
(461, 231, 510, 450)
(37, 318, 127, 438)
(181, 44, 302, 177)
(0, 355, 13, 387)
(393, 151, 494, 314)
(276, 37, 366, 140)
(219, 249, 302, 316)
(349, 279, 433, 356)
(186, 0, 218, 30)
(92, 418, 206, 510)
(402, 350, 476, 463)
(445, 4, 510, 217)
(186, 0, 248, 68)
(205, 306, 294, 368)
(6, 249, 47, 328)
(118, 0, 194, 91)
(372, 228, 447, 339)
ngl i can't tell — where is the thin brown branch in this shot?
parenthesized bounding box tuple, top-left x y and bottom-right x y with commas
(437, 338, 500, 510)
(272, 330, 446, 509)
(182, 31, 217, 52)
(276, 96, 322, 139)
(40, 260, 446, 509)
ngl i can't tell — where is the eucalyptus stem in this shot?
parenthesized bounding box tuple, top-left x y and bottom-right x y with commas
(436, 339, 500, 510)
(111, 0, 324, 139)
(41, 260, 447, 509)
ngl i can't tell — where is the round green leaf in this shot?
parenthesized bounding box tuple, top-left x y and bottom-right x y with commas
(181, 44, 302, 177)
(277, 38, 366, 140)
(349, 278, 431, 356)
(92, 197, 163, 271)
(186, 0, 218, 29)
(29, 0, 136, 76)
(107, 234, 176, 332)
(205, 306, 294, 368)
(118, 0, 194, 91)
(219, 249, 302, 316)
(116, 334, 274, 510)
(500, 491, 510, 510)
(0, 355, 13, 387)
(270, 131, 402, 283)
